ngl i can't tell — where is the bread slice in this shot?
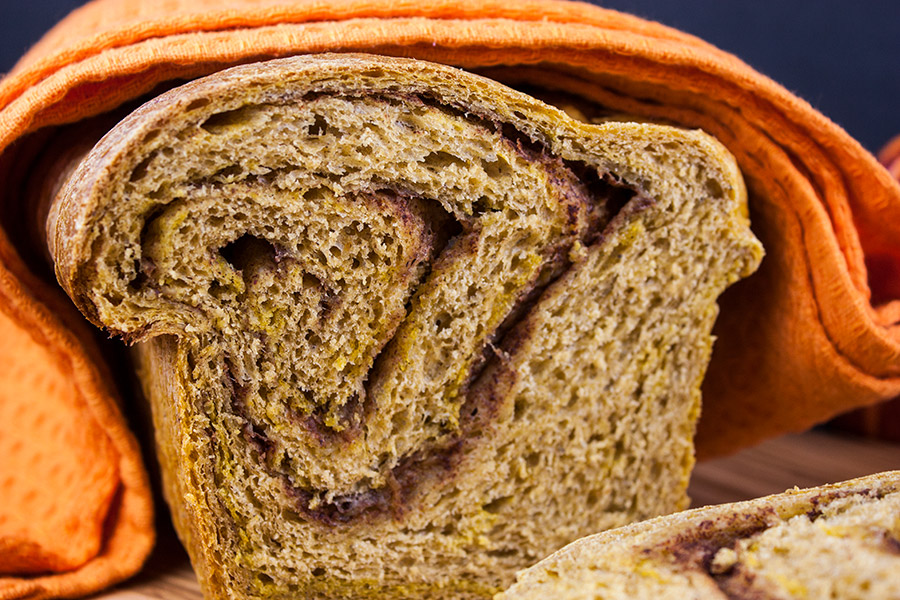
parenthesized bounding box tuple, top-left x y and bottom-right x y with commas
(47, 54, 762, 599)
(498, 471, 900, 600)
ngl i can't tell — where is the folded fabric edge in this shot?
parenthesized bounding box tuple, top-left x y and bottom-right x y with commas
(0, 370, 153, 595)
(4, 0, 711, 90)
(0, 241, 154, 596)
(829, 134, 900, 444)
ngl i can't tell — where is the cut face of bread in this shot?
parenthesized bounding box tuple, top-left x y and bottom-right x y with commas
(48, 54, 762, 599)
(499, 471, 900, 600)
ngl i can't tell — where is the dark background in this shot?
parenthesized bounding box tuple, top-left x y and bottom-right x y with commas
(1, 0, 899, 153)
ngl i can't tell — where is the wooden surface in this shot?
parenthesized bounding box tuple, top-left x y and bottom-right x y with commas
(92, 429, 900, 600)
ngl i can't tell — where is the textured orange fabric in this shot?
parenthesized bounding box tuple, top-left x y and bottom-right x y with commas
(831, 134, 900, 442)
(0, 267, 153, 598)
(874, 135, 900, 309)
(0, 0, 898, 597)
(0, 311, 118, 575)
(881, 134, 900, 182)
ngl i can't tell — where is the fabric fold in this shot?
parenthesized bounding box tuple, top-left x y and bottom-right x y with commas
(1, 0, 898, 597)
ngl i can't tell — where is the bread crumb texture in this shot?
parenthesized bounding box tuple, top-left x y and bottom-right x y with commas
(50, 54, 762, 599)
(499, 472, 900, 600)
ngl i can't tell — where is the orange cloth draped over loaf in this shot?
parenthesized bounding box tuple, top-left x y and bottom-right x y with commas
(1, 0, 898, 598)
(831, 136, 900, 442)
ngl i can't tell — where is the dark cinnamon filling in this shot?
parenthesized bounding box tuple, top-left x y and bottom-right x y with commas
(116, 90, 656, 526)
(651, 511, 779, 600)
(220, 169, 650, 526)
(653, 488, 890, 599)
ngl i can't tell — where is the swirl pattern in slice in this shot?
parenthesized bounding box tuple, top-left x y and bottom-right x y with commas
(49, 54, 763, 599)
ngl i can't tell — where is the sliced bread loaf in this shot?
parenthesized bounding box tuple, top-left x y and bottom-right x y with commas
(499, 471, 900, 600)
(48, 54, 762, 599)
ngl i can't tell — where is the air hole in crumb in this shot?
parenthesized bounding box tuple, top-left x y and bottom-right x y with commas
(513, 398, 528, 420)
(141, 129, 160, 144)
(130, 154, 155, 182)
(186, 98, 211, 111)
(472, 197, 491, 217)
(482, 157, 511, 179)
(209, 281, 229, 299)
(213, 165, 242, 180)
(302, 273, 321, 290)
(308, 114, 329, 136)
(434, 311, 452, 331)
(127, 257, 150, 290)
(371, 303, 384, 321)
(304, 188, 326, 201)
(423, 150, 466, 169)
(311, 567, 326, 577)
(219, 235, 277, 273)
(705, 177, 724, 198)
(612, 439, 625, 460)
(201, 106, 257, 134)
(483, 495, 513, 514)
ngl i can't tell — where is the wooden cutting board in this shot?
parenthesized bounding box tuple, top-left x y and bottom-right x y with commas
(92, 429, 900, 600)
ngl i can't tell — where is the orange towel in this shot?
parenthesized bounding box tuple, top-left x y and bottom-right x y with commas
(1, 0, 898, 598)
(882, 134, 900, 181)
(830, 134, 900, 442)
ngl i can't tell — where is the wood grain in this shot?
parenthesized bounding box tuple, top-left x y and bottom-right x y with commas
(90, 430, 900, 600)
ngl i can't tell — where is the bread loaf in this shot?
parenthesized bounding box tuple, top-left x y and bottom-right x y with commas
(48, 53, 762, 599)
(499, 471, 900, 600)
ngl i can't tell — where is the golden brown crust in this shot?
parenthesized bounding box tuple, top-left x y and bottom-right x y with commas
(132, 338, 228, 598)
